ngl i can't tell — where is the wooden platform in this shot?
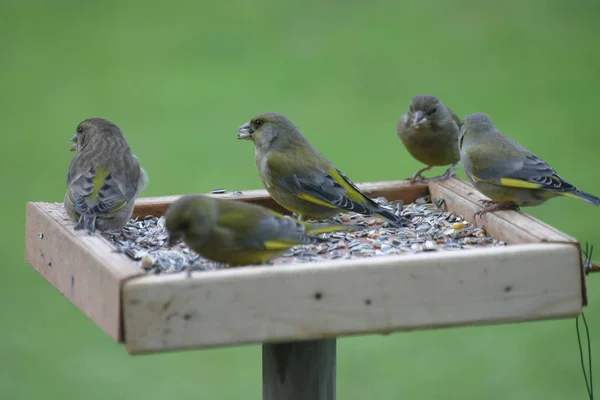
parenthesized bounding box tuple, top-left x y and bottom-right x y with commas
(24, 178, 586, 354)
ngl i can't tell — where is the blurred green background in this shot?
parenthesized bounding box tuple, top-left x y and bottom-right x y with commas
(2, 0, 599, 399)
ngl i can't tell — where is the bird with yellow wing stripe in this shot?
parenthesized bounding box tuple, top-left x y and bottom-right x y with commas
(459, 112, 600, 217)
(165, 194, 360, 266)
(64, 118, 148, 233)
(237, 112, 408, 227)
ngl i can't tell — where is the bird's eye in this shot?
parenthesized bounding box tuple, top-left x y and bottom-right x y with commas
(76, 127, 83, 133)
(255, 119, 263, 127)
(430, 107, 437, 114)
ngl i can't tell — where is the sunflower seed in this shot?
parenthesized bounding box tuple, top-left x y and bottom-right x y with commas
(101, 194, 505, 274)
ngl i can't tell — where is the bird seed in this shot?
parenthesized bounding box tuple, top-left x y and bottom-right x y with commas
(102, 195, 506, 274)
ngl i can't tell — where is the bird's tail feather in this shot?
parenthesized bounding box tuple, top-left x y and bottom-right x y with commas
(564, 190, 600, 206)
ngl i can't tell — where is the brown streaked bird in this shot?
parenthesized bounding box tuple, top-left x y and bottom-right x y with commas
(64, 118, 148, 233)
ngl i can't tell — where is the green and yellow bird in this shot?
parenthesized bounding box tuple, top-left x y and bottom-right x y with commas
(64, 118, 148, 233)
(237, 112, 408, 227)
(165, 194, 358, 266)
(397, 94, 461, 183)
(459, 112, 600, 217)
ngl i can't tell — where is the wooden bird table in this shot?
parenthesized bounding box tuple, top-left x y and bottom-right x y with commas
(24, 178, 588, 400)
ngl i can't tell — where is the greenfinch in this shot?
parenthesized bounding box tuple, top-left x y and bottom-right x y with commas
(397, 94, 462, 183)
(459, 112, 600, 217)
(64, 118, 148, 233)
(237, 113, 407, 227)
(165, 194, 358, 266)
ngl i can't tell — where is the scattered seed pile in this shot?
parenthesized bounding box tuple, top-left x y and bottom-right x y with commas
(102, 194, 506, 275)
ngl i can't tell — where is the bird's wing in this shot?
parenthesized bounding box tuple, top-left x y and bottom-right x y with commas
(66, 166, 96, 214)
(496, 153, 576, 192)
(464, 145, 575, 192)
(217, 204, 311, 251)
(110, 155, 144, 202)
(257, 213, 315, 249)
(266, 152, 375, 215)
(67, 165, 130, 215)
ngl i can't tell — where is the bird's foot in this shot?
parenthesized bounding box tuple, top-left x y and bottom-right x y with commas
(478, 199, 496, 207)
(433, 167, 457, 181)
(431, 163, 459, 181)
(409, 175, 423, 184)
(408, 166, 433, 184)
(474, 201, 520, 219)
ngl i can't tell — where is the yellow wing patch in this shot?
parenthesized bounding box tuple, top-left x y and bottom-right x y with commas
(305, 224, 350, 235)
(298, 193, 337, 208)
(327, 168, 365, 202)
(264, 240, 297, 250)
(498, 178, 543, 189)
(92, 167, 111, 196)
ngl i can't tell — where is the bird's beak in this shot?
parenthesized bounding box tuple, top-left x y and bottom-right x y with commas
(237, 122, 254, 140)
(69, 133, 78, 151)
(413, 110, 426, 126)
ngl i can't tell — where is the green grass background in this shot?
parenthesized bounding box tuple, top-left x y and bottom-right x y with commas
(2, 1, 599, 399)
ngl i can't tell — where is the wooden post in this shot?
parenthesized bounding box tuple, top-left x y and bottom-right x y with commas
(262, 339, 336, 400)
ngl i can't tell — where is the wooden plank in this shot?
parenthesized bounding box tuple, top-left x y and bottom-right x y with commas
(25, 202, 144, 341)
(429, 178, 587, 305)
(263, 339, 336, 400)
(428, 178, 577, 244)
(122, 243, 582, 354)
(132, 180, 429, 217)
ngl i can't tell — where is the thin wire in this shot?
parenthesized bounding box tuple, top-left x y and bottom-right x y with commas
(577, 243, 594, 399)
(583, 243, 594, 275)
(576, 313, 593, 399)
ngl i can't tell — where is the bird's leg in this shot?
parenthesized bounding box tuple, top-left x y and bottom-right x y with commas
(474, 201, 520, 219)
(409, 166, 433, 184)
(74, 215, 86, 231)
(74, 213, 96, 234)
(433, 162, 459, 181)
